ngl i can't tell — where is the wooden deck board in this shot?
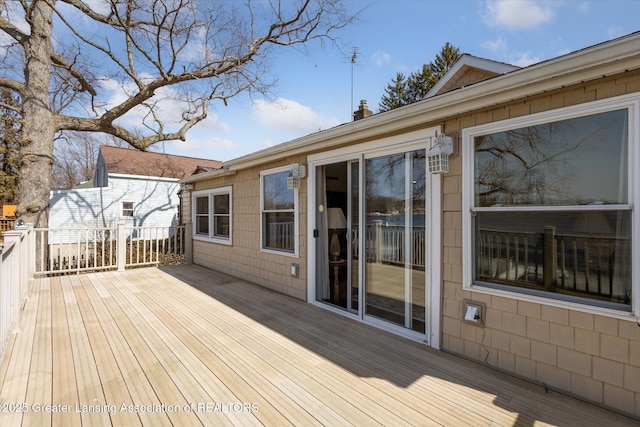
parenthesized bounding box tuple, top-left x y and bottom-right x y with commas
(51, 277, 82, 427)
(90, 272, 255, 427)
(161, 272, 510, 426)
(0, 265, 637, 426)
(72, 275, 167, 427)
(121, 275, 308, 426)
(79, 274, 200, 426)
(132, 268, 402, 425)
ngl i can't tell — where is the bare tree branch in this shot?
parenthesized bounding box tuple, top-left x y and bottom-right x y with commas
(3, 0, 355, 226)
(0, 77, 24, 94)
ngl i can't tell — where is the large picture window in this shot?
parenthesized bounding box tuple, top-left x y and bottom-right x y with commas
(192, 187, 232, 244)
(463, 96, 637, 312)
(261, 167, 297, 255)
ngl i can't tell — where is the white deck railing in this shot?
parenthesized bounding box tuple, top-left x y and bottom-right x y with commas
(0, 225, 34, 359)
(0, 222, 192, 361)
(477, 227, 632, 304)
(33, 223, 192, 276)
(365, 223, 426, 269)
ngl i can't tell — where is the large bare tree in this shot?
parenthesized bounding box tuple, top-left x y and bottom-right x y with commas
(0, 0, 352, 227)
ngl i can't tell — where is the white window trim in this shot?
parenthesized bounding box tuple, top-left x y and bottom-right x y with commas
(192, 186, 232, 245)
(121, 201, 135, 218)
(462, 93, 640, 321)
(306, 127, 443, 349)
(260, 165, 299, 258)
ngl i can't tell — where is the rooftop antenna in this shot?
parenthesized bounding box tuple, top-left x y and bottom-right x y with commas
(351, 47, 358, 121)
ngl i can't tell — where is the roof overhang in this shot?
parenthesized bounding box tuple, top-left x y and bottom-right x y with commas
(181, 32, 640, 184)
(425, 54, 520, 98)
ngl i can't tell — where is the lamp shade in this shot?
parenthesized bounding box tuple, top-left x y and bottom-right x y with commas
(327, 207, 347, 229)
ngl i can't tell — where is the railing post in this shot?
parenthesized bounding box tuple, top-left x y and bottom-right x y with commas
(543, 225, 557, 291)
(117, 222, 127, 271)
(374, 220, 382, 264)
(3, 229, 23, 332)
(184, 221, 193, 265)
(16, 224, 33, 306)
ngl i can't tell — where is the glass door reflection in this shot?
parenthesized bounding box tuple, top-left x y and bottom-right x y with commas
(364, 150, 426, 333)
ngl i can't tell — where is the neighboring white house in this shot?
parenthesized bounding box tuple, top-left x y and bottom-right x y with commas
(49, 145, 221, 235)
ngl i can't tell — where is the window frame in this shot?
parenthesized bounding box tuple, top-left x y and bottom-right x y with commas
(121, 201, 135, 218)
(260, 165, 299, 257)
(462, 94, 640, 319)
(191, 186, 232, 245)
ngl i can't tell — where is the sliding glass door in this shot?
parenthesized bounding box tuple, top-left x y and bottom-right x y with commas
(313, 148, 427, 335)
(364, 150, 426, 333)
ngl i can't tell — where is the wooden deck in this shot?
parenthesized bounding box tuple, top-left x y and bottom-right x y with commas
(0, 265, 635, 426)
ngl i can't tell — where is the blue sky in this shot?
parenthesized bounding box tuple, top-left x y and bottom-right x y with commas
(133, 1, 640, 161)
(16, 0, 640, 163)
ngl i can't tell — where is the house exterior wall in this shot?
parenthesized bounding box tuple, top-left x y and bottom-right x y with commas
(440, 70, 640, 417)
(192, 156, 308, 300)
(179, 188, 190, 226)
(49, 175, 180, 232)
(186, 64, 640, 418)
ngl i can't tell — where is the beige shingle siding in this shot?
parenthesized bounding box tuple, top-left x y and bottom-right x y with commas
(192, 157, 308, 300)
(441, 69, 640, 417)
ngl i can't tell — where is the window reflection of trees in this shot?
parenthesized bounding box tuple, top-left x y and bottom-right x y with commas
(264, 172, 293, 210)
(472, 109, 631, 306)
(365, 150, 425, 215)
(475, 110, 626, 206)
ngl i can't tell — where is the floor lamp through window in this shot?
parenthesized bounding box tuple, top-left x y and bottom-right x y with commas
(327, 207, 347, 261)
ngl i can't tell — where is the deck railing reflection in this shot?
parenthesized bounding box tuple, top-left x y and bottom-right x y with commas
(476, 227, 631, 304)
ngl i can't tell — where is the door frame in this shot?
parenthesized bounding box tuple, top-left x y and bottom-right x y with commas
(306, 128, 443, 349)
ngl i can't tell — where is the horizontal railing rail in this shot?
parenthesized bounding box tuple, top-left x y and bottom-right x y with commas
(124, 226, 187, 268)
(365, 223, 426, 269)
(34, 223, 192, 277)
(35, 227, 118, 275)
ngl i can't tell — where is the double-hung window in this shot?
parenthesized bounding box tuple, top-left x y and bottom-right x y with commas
(463, 95, 638, 313)
(260, 166, 298, 255)
(122, 201, 135, 217)
(192, 186, 232, 244)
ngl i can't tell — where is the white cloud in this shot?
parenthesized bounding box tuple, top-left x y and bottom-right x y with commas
(578, 2, 590, 14)
(482, 37, 507, 53)
(82, 0, 113, 15)
(164, 133, 245, 161)
(96, 77, 230, 135)
(371, 50, 391, 67)
(607, 26, 626, 40)
(252, 98, 340, 134)
(1, 2, 29, 34)
(511, 52, 541, 67)
(481, 0, 555, 30)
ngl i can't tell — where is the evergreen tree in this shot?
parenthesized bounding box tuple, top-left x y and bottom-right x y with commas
(379, 43, 461, 112)
(0, 89, 21, 204)
(432, 42, 461, 80)
(379, 73, 411, 112)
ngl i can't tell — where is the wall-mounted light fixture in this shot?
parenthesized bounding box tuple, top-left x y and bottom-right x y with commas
(287, 163, 306, 189)
(427, 132, 454, 174)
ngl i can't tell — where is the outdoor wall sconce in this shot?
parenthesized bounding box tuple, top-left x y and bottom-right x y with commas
(427, 132, 454, 174)
(287, 163, 306, 189)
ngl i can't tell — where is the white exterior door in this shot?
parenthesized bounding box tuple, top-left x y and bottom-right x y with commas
(307, 128, 443, 347)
